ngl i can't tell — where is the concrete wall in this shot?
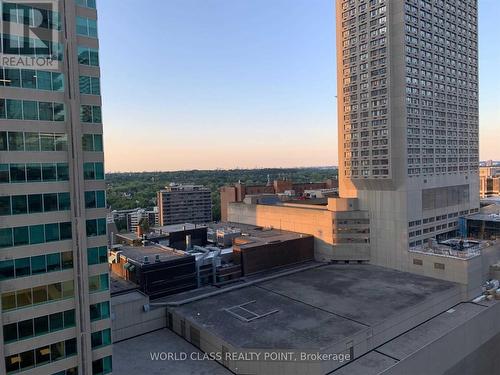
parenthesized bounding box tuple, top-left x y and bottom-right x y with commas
(443, 331, 500, 375)
(111, 291, 165, 342)
(227, 202, 370, 262)
(381, 301, 500, 375)
(408, 243, 500, 298)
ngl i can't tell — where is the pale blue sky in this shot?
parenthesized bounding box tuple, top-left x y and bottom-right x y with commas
(98, 0, 500, 172)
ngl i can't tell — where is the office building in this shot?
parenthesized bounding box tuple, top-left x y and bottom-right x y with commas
(480, 164, 500, 198)
(157, 184, 212, 226)
(0, 1, 111, 374)
(336, 0, 480, 270)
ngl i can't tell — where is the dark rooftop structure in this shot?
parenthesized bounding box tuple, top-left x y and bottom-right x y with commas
(114, 222, 208, 250)
(165, 264, 463, 374)
(110, 244, 197, 299)
(232, 227, 314, 276)
(114, 243, 187, 264)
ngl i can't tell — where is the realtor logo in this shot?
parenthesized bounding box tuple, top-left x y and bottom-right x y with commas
(0, 0, 61, 69)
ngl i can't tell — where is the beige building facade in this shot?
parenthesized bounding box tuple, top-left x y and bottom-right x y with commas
(479, 166, 500, 198)
(228, 198, 370, 261)
(0, 1, 111, 374)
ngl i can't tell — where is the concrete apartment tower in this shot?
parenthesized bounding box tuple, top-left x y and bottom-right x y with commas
(336, 0, 479, 270)
(158, 184, 212, 226)
(0, 0, 111, 374)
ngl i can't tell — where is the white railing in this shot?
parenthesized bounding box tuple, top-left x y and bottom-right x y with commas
(409, 245, 482, 260)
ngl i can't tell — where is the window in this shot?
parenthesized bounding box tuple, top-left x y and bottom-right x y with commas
(80, 105, 102, 123)
(413, 258, 423, 266)
(83, 163, 105, 180)
(90, 301, 110, 321)
(76, 0, 97, 8)
(83, 134, 104, 151)
(88, 274, 109, 293)
(0, 163, 69, 183)
(85, 191, 106, 208)
(434, 262, 445, 270)
(79, 76, 101, 95)
(0, 98, 65, 121)
(2, 3, 61, 30)
(1, 280, 74, 312)
(3, 309, 76, 343)
(77, 46, 99, 66)
(0, 222, 72, 249)
(5, 338, 77, 374)
(76, 16, 98, 38)
(0, 68, 63, 91)
(91, 328, 112, 348)
(92, 356, 112, 375)
(86, 218, 107, 237)
(88, 246, 108, 265)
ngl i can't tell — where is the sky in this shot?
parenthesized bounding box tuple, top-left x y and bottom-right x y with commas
(98, 0, 500, 172)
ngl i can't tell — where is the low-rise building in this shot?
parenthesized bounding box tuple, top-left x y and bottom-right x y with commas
(228, 197, 370, 262)
(232, 229, 314, 276)
(109, 243, 197, 299)
(220, 178, 338, 221)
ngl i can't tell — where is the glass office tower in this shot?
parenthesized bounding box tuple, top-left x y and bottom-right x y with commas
(0, 0, 112, 374)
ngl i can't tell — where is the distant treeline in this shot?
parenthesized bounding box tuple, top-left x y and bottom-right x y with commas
(106, 167, 338, 221)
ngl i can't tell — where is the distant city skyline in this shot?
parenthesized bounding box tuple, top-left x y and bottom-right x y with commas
(99, 0, 499, 172)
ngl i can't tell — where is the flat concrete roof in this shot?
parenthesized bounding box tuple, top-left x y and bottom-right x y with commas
(111, 290, 147, 305)
(115, 244, 188, 264)
(113, 329, 231, 375)
(171, 264, 461, 351)
(332, 301, 495, 374)
(110, 274, 138, 295)
(466, 213, 500, 223)
(235, 229, 312, 250)
(153, 223, 207, 233)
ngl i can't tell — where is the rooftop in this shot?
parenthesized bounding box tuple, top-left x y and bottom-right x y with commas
(113, 329, 231, 375)
(161, 183, 210, 192)
(112, 243, 189, 265)
(110, 273, 139, 295)
(152, 223, 207, 234)
(409, 238, 490, 260)
(170, 264, 461, 351)
(333, 301, 497, 374)
(466, 213, 500, 223)
(234, 227, 311, 250)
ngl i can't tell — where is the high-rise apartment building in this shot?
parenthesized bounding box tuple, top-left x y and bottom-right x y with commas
(157, 184, 212, 226)
(0, 1, 111, 374)
(336, 0, 479, 269)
